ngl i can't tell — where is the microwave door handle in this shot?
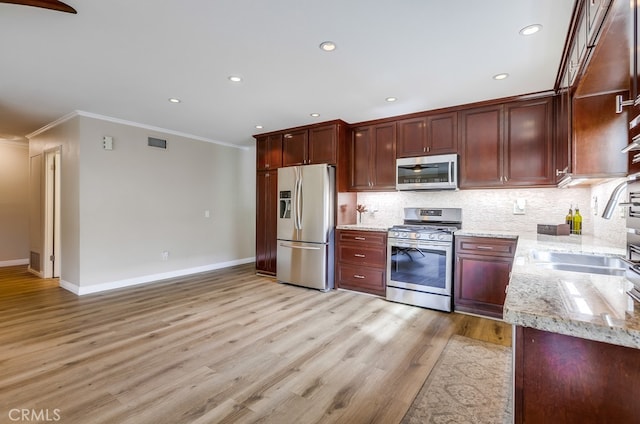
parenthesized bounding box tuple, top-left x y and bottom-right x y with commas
(448, 161, 453, 185)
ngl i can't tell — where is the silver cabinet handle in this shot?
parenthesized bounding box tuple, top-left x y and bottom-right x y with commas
(354, 236, 366, 241)
(354, 254, 366, 258)
(476, 246, 494, 250)
(354, 274, 365, 279)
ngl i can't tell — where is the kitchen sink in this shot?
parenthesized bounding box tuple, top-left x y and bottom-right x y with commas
(530, 250, 628, 276)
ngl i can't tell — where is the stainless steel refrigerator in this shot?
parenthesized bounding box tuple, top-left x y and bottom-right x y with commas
(276, 164, 335, 291)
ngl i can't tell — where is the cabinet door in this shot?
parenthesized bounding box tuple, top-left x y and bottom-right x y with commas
(350, 126, 374, 190)
(587, 0, 611, 46)
(371, 122, 397, 189)
(459, 105, 504, 188)
(282, 129, 308, 166)
(396, 117, 427, 157)
(572, 91, 629, 176)
(504, 98, 554, 186)
(256, 135, 282, 171)
(308, 124, 337, 164)
(427, 112, 458, 154)
(555, 88, 572, 182)
(256, 171, 278, 275)
(454, 253, 512, 319)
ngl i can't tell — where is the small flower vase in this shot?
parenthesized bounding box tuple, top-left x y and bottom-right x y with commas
(358, 212, 362, 224)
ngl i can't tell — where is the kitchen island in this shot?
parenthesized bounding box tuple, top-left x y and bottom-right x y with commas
(502, 233, 640, 423)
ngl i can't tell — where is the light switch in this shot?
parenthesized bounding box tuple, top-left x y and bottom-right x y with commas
(102, 136, 113, 150)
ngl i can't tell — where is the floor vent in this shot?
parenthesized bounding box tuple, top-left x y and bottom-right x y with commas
(30, 251, 41, 271)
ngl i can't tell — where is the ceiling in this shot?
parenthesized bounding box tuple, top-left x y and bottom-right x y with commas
(0, 0, 575, 148)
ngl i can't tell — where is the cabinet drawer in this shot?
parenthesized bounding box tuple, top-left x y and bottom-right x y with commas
(338, 230, 386, 246)
(337, 245, 386, 266)
(456, 236, 517, 257)
(337, 264, 385, 296)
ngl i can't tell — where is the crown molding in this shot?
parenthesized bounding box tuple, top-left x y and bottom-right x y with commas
(26, 110, 249, 151)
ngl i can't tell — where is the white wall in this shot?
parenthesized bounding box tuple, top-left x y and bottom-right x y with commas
(29, 118, 81, 280)
(357, 182, 627, 248)
(29, 113, 255, 294)
(0, 140, 30, 265)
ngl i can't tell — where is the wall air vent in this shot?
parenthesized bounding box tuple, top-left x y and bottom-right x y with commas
(148, 137, 167, 149)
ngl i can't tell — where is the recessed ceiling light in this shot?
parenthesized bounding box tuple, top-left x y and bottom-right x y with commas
(385, 97, 397, 102)
(493, 73, 509, 80)
(168, 98, 181, 103)
(310, 113, 320, 117)
(519, 24, 543, 36)
(319, 41, 336, 52)
(228, 76, 242, 83)
(255, 125, 263, 129)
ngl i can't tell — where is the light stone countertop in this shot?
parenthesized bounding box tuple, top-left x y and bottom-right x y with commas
(336, 224, 390, 232)
(501, 232, 640, 349)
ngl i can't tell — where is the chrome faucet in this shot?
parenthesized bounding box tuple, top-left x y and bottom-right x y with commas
(602, 175, 639, 219)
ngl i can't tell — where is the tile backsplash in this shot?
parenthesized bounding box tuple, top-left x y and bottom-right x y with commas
(356, 179, 627, 248)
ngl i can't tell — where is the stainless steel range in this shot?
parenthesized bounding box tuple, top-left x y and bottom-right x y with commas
(386, 207, 462, 311)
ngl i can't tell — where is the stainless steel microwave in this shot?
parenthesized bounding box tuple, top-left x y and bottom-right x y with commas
(396, 154, 458, 191)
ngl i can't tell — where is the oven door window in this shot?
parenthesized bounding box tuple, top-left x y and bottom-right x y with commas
(389, 244, 451, 294)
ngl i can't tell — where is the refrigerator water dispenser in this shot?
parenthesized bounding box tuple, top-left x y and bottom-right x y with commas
(279, 190, 291, 219)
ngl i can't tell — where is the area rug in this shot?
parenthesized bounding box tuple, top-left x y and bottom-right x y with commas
(401, 335, 512, 424)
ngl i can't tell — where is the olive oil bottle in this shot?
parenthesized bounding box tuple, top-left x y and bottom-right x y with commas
(565, 206, 573, 233)
(572, 206, 582, 235)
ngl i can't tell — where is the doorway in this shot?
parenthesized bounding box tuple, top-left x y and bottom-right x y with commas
(44, 148, 61, 278)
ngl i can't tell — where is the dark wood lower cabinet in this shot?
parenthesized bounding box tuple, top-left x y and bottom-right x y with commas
(336, 229, 387, 296)
(454, 236, 517, 319)
(256, 170, 278, 275)
(514, 326, 640, 423)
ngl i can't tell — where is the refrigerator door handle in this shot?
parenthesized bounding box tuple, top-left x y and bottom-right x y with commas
(279, 242, 322, 251)
(297, 171, 303, 229)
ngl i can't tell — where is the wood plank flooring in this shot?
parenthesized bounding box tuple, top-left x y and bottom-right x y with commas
(0, 264, 511, 424)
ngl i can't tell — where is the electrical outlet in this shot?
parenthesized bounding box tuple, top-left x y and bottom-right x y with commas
(513, 198, 526, 215)
(204, 210, 210, 218)
(162, 251, 169, 261)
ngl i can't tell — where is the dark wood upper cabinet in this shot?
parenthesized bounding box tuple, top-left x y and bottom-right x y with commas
(459, 97, 554, 188)
(282, 129, 308, 167)
(256, 134, 283, 171)
(459, 105, 504, 188)
(281, 124, 340, 166)
(573, 91, 629, 177)
(504, 97, 554, 186)
(350, 122, 396, 191)
(397, 112, 457, 158)
(308, 124, 338, 165)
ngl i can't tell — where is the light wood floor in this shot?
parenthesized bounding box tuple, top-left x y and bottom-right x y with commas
(0, 264, 511, 424)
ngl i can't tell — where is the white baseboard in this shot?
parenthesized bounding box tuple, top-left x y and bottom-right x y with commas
(61, 257, 255, 296)
(0, 258, 29, 267)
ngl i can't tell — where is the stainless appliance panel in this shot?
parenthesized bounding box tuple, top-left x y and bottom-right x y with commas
(396, 154, 458, 191)
(277, 164, 334, 244)
(277, 240, 333, 291)
(386, 286, 452, 312)
(276, 164, 336, 291)
(387, 240, 453, 296)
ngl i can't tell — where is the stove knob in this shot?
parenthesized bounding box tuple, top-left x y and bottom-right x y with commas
(414, 233, 421, 239)
(437, 234, 445, 241)
(429, 233, 436, 240)
(393, 232, 399, 237)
